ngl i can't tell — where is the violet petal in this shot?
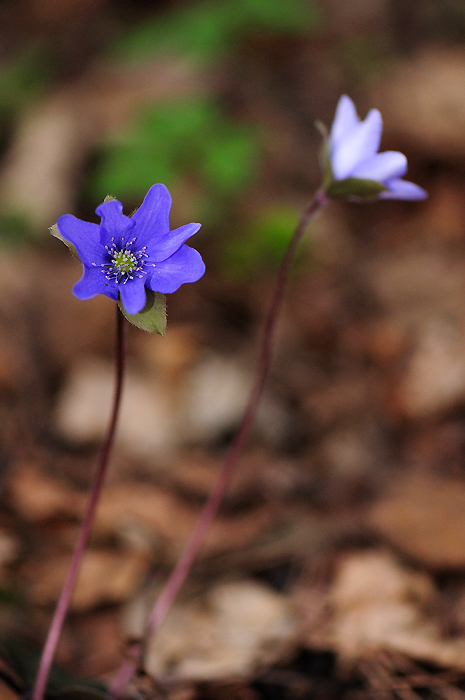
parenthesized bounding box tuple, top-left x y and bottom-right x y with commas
(379, 178, 428, 201)
(119, 277, 148, 314)
(149, 222, 202, 262)
(331, 108, 383, 180)
(95, 199, 134, 246)
(57, 215, 102, 267)
(147, 245, 206, 294)
(73, 266, 118, 301)
(329, 95, 359, 151)
(351, 151, 408, 181)
(131, 183, 172, 248)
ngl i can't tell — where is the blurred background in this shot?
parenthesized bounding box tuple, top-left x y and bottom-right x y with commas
(1, 0, 465, 698)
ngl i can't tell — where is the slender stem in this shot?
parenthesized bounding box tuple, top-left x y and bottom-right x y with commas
(109, 189, 329, 698)
(32, 305, 125, 700)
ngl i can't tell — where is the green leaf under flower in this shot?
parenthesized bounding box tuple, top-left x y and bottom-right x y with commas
(326, 177, 388, 199)
(118, 288, 167, 335)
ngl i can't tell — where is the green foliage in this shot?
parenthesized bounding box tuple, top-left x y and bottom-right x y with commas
(118, 289, 167, 335)
(0, 213, 33, 244)
(336, 35, 393, 85)
(89, 99, 259, 220)
(0, 45, 51, 117)
(202, 127, 257, 194)
(89, 0, 322, 267)
(223, 204, 307, 278)
(110, 0, 321, 63)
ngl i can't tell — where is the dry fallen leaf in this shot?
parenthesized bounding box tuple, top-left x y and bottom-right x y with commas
(125, 580, 298, 681)
(23, 549, 150, 612)
(368, 473, 465, 569)
(95, 481, 276, 560)
(7, 462, 85, 521)
(54, 360, 178, 458)
(328, 550, 465, 670)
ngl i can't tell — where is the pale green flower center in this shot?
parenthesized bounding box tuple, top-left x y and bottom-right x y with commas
(112, 249, 138, 273)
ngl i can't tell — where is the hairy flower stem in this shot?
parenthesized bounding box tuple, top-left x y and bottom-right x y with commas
(32, 306, 126, 700)
(110, 189, 329, 699)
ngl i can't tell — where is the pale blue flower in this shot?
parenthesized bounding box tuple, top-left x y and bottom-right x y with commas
(328, 95, 427, 200)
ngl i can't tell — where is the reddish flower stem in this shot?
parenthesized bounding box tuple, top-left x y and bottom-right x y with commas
(110, 190, 329, 698)
(32, 305, 126, 700)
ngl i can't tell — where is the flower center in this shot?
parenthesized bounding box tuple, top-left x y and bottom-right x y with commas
(95, 237, 154, 285)
(112, 248, 138, 274)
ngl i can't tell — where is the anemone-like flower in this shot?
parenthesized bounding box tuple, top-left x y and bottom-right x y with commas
(328, 95, 427, 200)
(57, 184, 205, 314)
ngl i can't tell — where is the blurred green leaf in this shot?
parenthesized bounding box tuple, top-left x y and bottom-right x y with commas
(90, 0, 321, 240)
(0, 45, 51, 116)
(223, 204, 308, 277)
(0, 213, 33, 244)
(201, 127, 258, 194)
(110, 0, 321, 63)
(89, 99, 260, 220)
(336, 34, 392, 84)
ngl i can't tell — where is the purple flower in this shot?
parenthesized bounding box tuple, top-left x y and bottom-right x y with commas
(57, 184, 205, 314)
(327, 95, 427, 200)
